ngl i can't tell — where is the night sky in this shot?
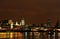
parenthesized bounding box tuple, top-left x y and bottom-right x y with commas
(0, 0, 60, 25)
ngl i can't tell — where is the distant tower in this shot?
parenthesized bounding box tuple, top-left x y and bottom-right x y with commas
(11, 22, 13, 29)
(8, 19, 14, 29)
(8, 19, 13, 24)
(20, 16, 25, 26)
(47, 18, 51, 28)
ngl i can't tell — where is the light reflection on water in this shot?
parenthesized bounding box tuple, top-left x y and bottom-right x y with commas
(0, 32, 60, 39)
(0, 32, 41, 39)
(0, 32, 23, 39)
(0, 32, 48, 39)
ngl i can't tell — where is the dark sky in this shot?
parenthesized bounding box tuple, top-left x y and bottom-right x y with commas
(0, 0, 60, 24)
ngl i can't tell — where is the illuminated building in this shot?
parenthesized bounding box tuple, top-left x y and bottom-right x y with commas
(8, 19, 13, 24)
(8, 19, 14, 29)
(10, 22, 13, 29)
(0, 27, 2, 29)
(20, 16, 25, 26)
(15, 21, 19, 26)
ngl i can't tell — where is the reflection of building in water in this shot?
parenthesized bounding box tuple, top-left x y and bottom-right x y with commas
(0, 32, 7, 38)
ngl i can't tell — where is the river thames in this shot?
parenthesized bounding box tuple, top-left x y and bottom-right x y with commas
(0, 31, 60, 39)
